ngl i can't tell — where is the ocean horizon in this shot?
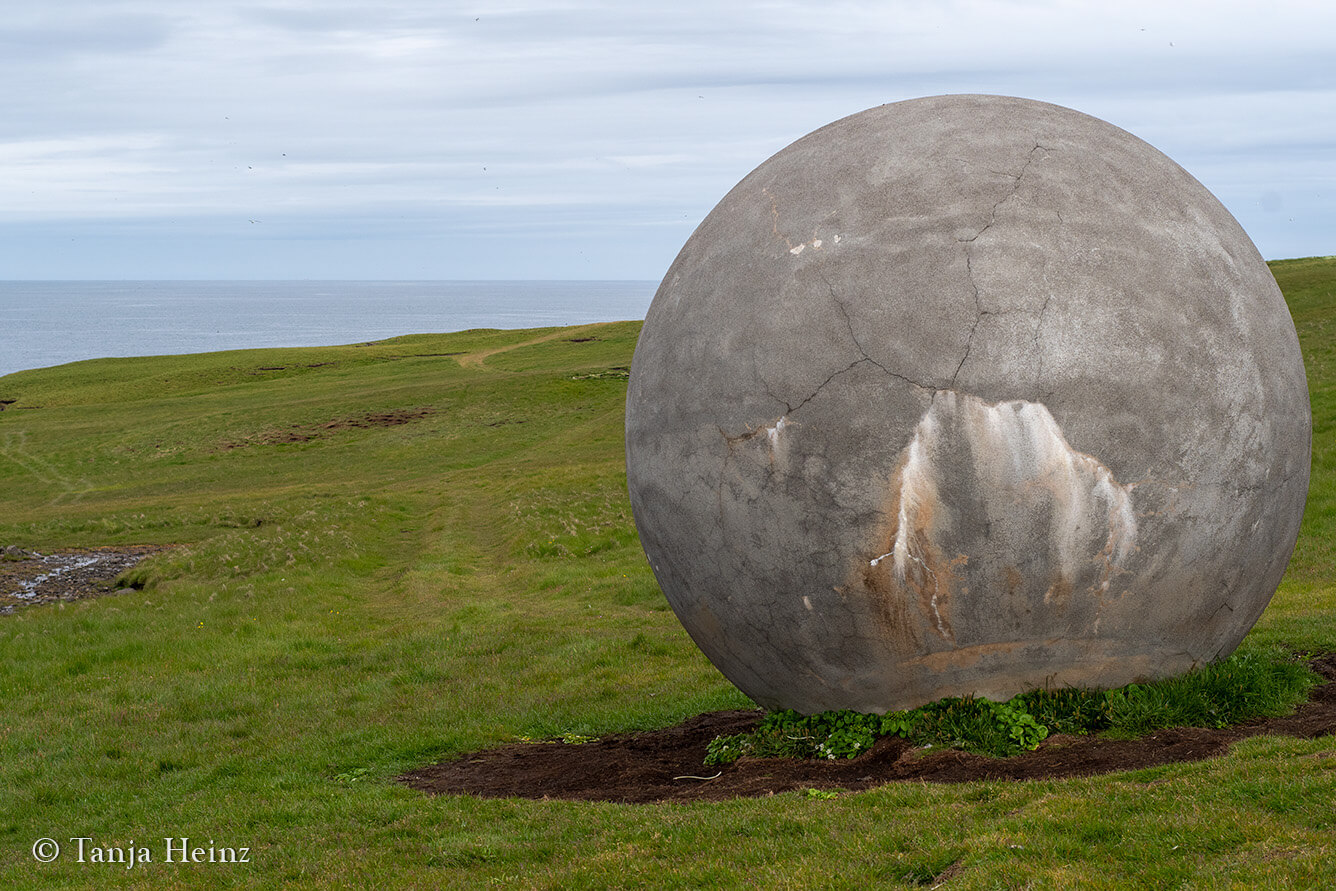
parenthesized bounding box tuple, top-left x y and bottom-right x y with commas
(0, 280, 657, 378)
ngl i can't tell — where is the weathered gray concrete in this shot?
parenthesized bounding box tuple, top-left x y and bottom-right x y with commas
(624, 95, 1312, 714)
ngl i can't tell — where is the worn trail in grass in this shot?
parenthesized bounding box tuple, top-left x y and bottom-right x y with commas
(2, 261, 1336, 888)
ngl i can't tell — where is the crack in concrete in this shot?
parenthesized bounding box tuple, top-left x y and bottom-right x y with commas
(958, 144, 1047, 246)
(953, 143, 1049, 388)
(786, 358, 877, 417)
(1032, 291, 1053, 393)
(817, 269, 941, 397)
(745, 142, 1061, 427)
(952, 256, 985, 388)
(755, 362, 793, 414)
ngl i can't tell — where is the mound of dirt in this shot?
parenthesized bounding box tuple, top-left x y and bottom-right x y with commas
(399, 654, 1336, 803)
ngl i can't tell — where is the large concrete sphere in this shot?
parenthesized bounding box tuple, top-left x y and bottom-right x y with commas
(625, 95, 1311, 714)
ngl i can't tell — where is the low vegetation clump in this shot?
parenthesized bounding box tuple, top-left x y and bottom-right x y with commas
(705, 647, 1319, 765)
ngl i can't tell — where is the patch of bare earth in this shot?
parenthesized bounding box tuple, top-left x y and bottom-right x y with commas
(0, 545, 167, 615)
(223, 408, 432, 449)
(399, 654, 1336, 803)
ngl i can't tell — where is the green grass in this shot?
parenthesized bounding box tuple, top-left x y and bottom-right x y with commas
(0, 261, 1334, 888)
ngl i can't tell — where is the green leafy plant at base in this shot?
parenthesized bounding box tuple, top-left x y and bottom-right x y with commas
(704, 698, 1051, 765)
(704, 647, 1319, 766)
(1011, 685, 1113, 735)
(911, 697, 1050, 757)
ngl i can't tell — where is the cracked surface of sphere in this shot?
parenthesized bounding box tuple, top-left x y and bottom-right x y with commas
(625, 95, 1311, 714)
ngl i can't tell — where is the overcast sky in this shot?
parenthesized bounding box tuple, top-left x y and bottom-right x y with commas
(1, 0, 1332, 280)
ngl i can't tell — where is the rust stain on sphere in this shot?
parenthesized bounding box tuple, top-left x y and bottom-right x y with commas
(625, 95, 1311, 714)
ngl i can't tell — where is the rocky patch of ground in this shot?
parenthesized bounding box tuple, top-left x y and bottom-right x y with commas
(0, 545, 166, 614)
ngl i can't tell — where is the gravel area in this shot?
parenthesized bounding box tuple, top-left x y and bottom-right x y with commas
(0, 545, 167, 615)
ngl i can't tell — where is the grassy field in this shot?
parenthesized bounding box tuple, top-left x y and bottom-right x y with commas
(1, 259, 1334, 888)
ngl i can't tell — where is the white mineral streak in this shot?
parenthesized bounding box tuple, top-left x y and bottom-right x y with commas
(868, 414, 940, 569)
(890, 416, 940, 578)
(881, 414, 951, 636)
(961, 395, 1137, 585)
(765, 415, 787, 447)
(876, 391, 1136, 603)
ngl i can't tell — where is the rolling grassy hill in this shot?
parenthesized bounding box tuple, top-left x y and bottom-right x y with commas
(2, 258, 1334, 888)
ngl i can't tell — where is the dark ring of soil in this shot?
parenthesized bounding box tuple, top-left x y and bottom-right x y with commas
(399, 653, 1336, 804)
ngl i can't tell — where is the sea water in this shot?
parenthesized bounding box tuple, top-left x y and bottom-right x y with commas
(0, 280, 656, 378)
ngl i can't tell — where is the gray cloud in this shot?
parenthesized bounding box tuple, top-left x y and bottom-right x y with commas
(1, 0, 1331, 277)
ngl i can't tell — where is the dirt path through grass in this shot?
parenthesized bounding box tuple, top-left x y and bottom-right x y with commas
(455, 324, 605, 370)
